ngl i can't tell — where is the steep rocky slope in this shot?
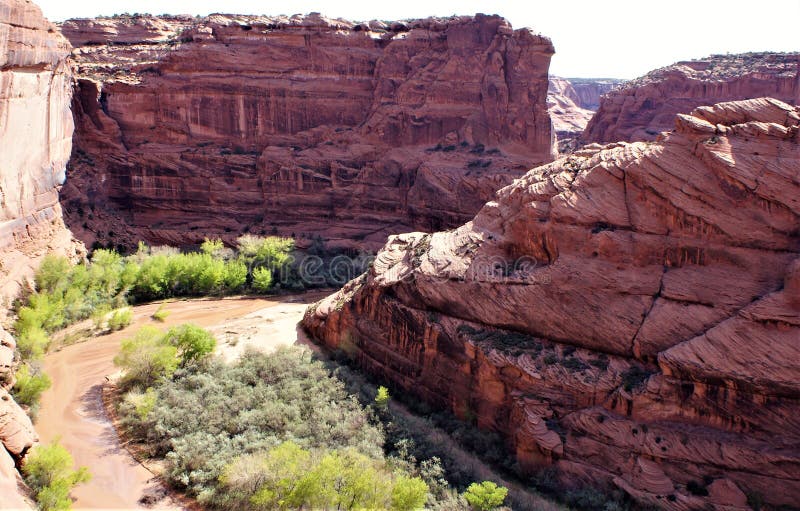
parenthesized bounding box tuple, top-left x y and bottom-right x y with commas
(304, 98, 800, 509)
(0, 1, 82, 506)
(0, 0, 82, 309)
(548, 77, 622, 152)
(582, 52, 800, 144)
(59, 14, 556, 251)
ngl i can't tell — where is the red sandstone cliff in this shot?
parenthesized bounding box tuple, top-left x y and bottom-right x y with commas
(58, 14, 556, 251)
(0, 1, 82, 506)
(582, 53, 800, 144)
(303, 98, 800, 510)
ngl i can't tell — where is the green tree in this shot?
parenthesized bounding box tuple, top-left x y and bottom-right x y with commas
(16, 326, 50, 361)
(163, 323, 216, 363)
(223, 260, 248, 291)
(200, 238, 225, 257)
(12, 364, 52, 407)
(251, 266, 273, 293)
(392, 475, 429, 511)
(114, 326, 178, 388)
(463, 481, 508, 511)
(22, 440, 91, 511)
(34, 255, 71, 294)
(375, 386, 390, 409)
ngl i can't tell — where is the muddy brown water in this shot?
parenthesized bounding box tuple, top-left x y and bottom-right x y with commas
(37, 292, 328, 509)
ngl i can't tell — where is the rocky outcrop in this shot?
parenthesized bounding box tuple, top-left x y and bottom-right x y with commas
(0, 0, 83, 310)
(59, 14, 556, 251)
(582, 52, 800, 144)
(548, 77, 622, 152)
(303, 98, 800, 509)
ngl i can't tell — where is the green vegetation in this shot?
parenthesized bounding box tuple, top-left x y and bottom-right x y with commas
(107, 308, 132, 331)
(375, 385, 390, 409)
(151, 305, 170, 322)
(113, 323, 217, 389)
(22, 440, 91, 511)
(11, 237, 295, 412)
(463, 481, 509, 511)
(12, 364, 51, 412)
(116, 345, 438, 508)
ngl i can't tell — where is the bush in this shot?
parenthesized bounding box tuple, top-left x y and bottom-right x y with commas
(151, 305, 170, 322)
(463, 481, 508, 511)
(108, 308, 133, 331)
(12, 364, 52, 408)
(251, 266, 273, 293)
(16, 326, 50, 361)
(375, 385, 390, 409)
(118, 347, 387, 502)
(22, 440, 91, 511)
(392, 474, 429, 511)
(114, 326, 179, 388)
(162, 323, 216, 363)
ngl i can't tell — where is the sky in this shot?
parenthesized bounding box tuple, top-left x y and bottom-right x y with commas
(37, 0, 799, 79)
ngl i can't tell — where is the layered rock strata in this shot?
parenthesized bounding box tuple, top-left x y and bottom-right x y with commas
(59, 14, 556, 250)
(582, 52, 800, 144)
(303, 98, 800, 509)
(548, 76, 622, 146)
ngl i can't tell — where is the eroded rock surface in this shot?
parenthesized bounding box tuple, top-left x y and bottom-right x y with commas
(0, 0, 83, 309)
(303, 98, 800, 509)
(59, 14, 555, 250)
(582, 52, 800, 144)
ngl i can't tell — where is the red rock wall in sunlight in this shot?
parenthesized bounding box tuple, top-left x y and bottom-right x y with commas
(59, 14, 556, 251)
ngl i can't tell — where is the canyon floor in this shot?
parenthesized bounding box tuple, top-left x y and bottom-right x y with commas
(36, 291, 330, 509)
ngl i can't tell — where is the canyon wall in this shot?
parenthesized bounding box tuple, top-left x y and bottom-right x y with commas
(548, 77, 622, 151)
(582, 52, 800, 144)
(59, 14, 556, 251)
(0, 0, 81, 506)
(304, 98, 800, 510)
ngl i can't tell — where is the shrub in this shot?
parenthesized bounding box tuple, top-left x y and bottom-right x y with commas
(375, 385, 390, 409)
(162, 323, 216, 363)
(222, 260, 247, 291)
(16, 326, 50, 361)
(34, 255, 72, 294)
(151, 305, 170, 322)
(251, 266, 273, 293)
(114, 326, 178, 388)
(108, 308, 133, 331)
(463, 481, 508, 511)
(12, 364, 52, 408)
(119, 347, 386, 501)
(392, 475, 429, 511)
(22, 440, 91, 511)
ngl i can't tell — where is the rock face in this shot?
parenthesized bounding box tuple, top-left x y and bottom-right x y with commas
(548, 77, 622, 151)
(0, 0, 82, 308)
(582, 52, 800, 144)
(0, 1, 80, 506)
(303, 98, 800, 509)
(59, 14, 556, 250)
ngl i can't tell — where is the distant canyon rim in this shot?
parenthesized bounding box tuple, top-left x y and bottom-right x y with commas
(1, 1, 799, 509)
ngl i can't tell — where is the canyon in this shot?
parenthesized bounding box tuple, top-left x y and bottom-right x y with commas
(58, 14, 556, 252)
(303, 98, 800, 510)
(583, 52, 800, 144)
(1, 1, 799, 509)
(547, 76, 622, 149)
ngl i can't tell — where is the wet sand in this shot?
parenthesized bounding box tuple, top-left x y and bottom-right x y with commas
(36, 292, 328, 509)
